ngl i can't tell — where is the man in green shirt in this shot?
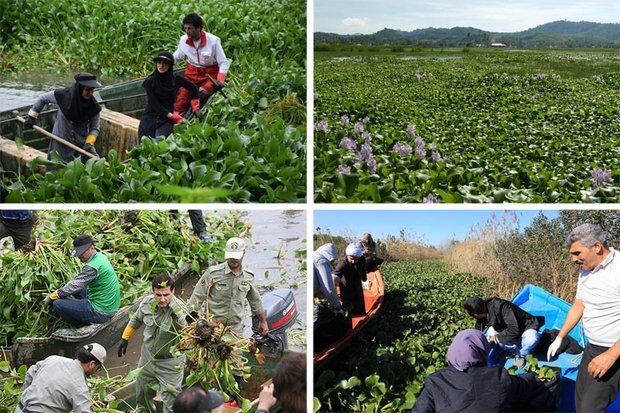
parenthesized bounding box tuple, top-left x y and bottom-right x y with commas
(118, 274, 187, 413)
(45, 234, 120, 328)
(188, 237, 268, 336)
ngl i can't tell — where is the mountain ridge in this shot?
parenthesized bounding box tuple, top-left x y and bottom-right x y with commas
(315, 20, 620, 48)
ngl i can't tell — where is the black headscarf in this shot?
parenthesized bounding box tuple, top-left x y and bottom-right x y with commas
(142, 51, 176, 101)
(54, 73, 102, 123)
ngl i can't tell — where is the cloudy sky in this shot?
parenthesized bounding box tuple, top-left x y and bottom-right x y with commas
(314, 0, 620, 34)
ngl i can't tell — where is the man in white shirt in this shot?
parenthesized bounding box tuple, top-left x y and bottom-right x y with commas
(547, 223, 620, 412)
(173, 13, 230, 115)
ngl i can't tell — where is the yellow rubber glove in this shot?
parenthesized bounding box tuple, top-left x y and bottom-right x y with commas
(122, 325, 136, 340)
(50, 291, 59, 300)
(85, 134, 97, 145)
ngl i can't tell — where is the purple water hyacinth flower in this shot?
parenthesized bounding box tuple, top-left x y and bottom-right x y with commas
(338, 164, 351, 174)
(592, 168, 612, 187)
(431, 151, 442, 163)
(423, 194, 438, 204)
(362, 116, 370, 124)
(393, 142, 413, 156)
(407, 124, 416, 138)
(339, 137, 357, 152)
(356, 143, 373, 162)
(314, 120, 328, 132)
(367, 155, 377, 174)
(354, 122, 364, 134)
(340, 115, 350, 126)
(414, 137, 426, 158)
(362, 131, 372, 143)
(429, 142, 436, 150)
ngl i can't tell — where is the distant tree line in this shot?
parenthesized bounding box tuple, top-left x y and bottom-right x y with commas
(315, 21, 620, 49)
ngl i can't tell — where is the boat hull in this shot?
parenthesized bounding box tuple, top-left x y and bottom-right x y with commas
(314, 268, 384, 372)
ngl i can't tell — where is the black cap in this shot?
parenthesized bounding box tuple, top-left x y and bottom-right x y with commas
(153, 51, 174, 64)
(71, 234, 93, 258)
(199, 390, 224, 410)
(74, 72, 102, 89)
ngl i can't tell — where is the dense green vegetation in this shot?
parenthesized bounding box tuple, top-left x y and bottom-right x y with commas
(314, 261, 489, 412)
(314, 210, 620, 410)
(0, 210, 249, 346)
(315, 20, 620, 48)
(6, 101, 305, 202)
(0, 0, 306, 203)
(314, 50, 620, 203)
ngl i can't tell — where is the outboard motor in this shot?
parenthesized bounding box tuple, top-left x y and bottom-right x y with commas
(252, 288, 298, 354)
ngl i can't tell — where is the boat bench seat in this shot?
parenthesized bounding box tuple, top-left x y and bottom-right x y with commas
(51, 296, 147, 342)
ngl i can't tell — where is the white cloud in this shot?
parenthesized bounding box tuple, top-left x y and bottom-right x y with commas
(342, 17, 369, 27)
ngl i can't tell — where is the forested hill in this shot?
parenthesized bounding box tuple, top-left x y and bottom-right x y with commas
(315, 20, 620, 48)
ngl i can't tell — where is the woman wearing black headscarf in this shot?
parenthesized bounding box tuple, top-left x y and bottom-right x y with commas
(138, 51, 200, 141)
(24, 72, 103, 162)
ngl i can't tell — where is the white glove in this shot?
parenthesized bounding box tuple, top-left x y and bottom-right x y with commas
(362, 280, 372, 290)
(547, 336, 563, 360)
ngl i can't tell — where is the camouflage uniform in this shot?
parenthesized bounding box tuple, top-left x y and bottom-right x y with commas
(128, 295, 187, 413)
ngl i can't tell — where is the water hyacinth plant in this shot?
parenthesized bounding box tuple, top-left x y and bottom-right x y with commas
(591, 168, 613, 188)
(315, 261, 489, 412)
(314, 50, 620, 203)
(0, 210, 249, 346)
(0, 0, 306, 203)
(315, 115, 444, 203)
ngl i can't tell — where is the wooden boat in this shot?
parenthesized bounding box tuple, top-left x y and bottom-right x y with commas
(313, 268, 384, 372)
(0, 73, 150, 171)
(502, 284, 620, 413)
(10, 264, 195, 368)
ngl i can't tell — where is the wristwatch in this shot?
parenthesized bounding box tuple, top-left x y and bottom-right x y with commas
(256, 409, 269, 413)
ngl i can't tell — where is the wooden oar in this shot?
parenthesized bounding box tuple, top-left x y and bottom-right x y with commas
(15, 116, 109, 166)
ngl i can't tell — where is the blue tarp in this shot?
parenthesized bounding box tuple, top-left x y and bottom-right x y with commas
(500, 284, 620, 412)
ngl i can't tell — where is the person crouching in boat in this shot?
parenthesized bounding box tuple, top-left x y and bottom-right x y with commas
(462, 296, 542, 369)
(334, 243, 367, 316)
(138, 51, 200, 141)
(413, 329, 557, 413)
(43, 234, 120, 328)
(24, 72, 102, 162)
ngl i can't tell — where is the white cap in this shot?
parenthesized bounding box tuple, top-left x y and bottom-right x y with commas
(345, 243, 363, 257)
(85, 343, 106, 364)
(225, 237, 245, 259)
